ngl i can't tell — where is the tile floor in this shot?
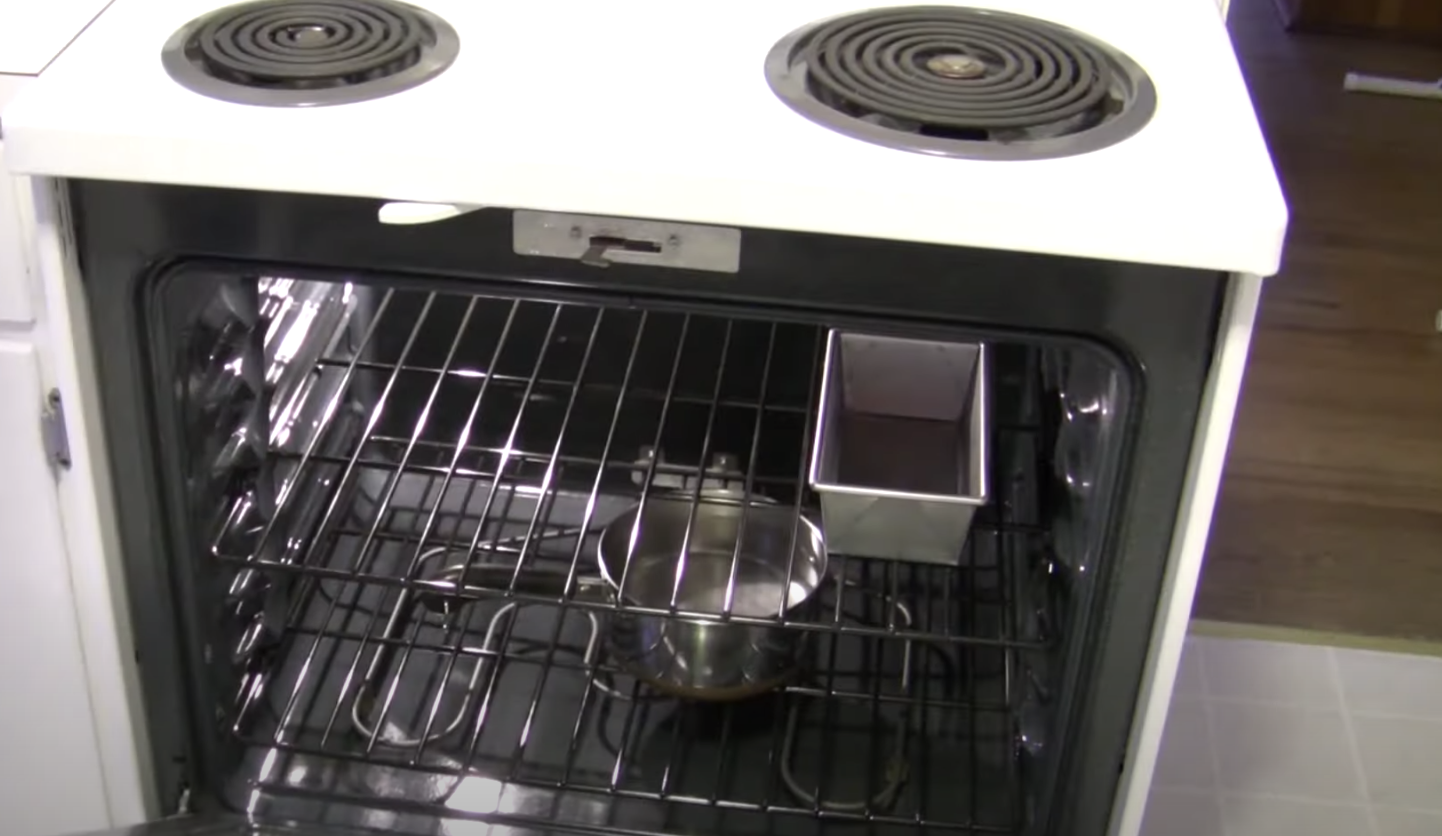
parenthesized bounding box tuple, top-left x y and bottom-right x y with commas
(1140, 635, 1442, 836)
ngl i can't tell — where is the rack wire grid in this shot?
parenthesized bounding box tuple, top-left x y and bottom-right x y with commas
(201, 283, 1063, 836)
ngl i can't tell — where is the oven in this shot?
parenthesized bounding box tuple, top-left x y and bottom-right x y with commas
(56, 179, 1223, 836)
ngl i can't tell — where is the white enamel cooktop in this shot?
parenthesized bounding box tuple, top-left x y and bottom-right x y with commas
(0, 0, 1287, 275)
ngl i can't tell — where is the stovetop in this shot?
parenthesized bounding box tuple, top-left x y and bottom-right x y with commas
(0, 0, 1287, 276)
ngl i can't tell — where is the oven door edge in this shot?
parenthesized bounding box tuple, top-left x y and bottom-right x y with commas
(68, 813, 403, 836)
(1104, 272, 1263, 836)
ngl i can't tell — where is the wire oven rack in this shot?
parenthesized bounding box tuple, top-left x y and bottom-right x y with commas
(204, 283, 1062, 836)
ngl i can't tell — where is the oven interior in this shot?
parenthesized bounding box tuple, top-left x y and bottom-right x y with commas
(156, 267, 1128, 836)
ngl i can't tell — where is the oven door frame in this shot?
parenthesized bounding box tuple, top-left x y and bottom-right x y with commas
(54, 179, 1225, 836)
(68, 813, 413, 836)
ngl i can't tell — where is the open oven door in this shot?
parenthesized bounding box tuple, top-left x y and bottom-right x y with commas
(70, 816, 400, 836)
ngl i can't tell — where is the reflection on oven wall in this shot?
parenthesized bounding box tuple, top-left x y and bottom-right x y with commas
(165, 273, 1127, 836)
(1051, 350, 1121, 579)
(185, 277, 371, 716)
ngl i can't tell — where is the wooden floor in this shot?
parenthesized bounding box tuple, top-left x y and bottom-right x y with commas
(1194, 0, 1442, 639)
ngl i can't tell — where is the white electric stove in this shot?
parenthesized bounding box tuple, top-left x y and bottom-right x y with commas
(3, 0, 1284, 273)
(0, 4, 1284, 836)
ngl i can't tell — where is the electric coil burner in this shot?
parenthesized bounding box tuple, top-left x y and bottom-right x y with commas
(161, 0, 459, 107)
(765, 6, 1157, 160)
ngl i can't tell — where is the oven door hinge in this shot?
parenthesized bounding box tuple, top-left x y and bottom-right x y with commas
(41, 389, 73, 470)
(168, 785, 192, 819)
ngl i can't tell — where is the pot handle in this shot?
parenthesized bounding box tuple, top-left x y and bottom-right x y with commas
(418, 563, 610, 612)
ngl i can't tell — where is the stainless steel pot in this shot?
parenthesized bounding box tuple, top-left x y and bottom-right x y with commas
(424, 492, 828, 700)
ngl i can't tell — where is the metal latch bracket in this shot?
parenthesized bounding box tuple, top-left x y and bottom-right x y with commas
(513, 211, 742, 273)
(41, 389, 72, 470)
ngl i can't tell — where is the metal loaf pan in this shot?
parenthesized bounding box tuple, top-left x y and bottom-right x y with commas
(808, 331, 988, 565)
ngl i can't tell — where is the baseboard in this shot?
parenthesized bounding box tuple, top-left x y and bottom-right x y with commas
(1190, 618, 1442, 658)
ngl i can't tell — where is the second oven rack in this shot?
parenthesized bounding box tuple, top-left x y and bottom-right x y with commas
(187, 282, 1067, 836)
(209, 287, 1058, 652)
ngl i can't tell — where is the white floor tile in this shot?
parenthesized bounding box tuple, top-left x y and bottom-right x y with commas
(1219, 795, 1372, 836)
(1203, 638, 1340, 707)
(1337, 648, 1442, 720)
(1140, 789, 1224, 836)
(1210, 701, 1363, 801)
(1153, 700, 1215, 790)
(1373, 807, 1442, 836)
(1174, 637, 1206, 700)
(1352, 715, 1442, 811)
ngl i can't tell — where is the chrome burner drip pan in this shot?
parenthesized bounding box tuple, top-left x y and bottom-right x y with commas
(765, 6, 1156, 160)
(161, 0, 460, 107)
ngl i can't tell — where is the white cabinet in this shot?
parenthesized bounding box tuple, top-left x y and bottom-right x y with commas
(0, 162, 35, 321)
(2, 76, 37, 324)
(0, 341, 111, 836)
(1, 72, 116, 836)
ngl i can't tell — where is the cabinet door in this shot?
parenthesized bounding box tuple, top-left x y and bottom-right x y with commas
(1, 75, 39, 325)
(0, 159, 35, 323)
(0, 341, 112, 836)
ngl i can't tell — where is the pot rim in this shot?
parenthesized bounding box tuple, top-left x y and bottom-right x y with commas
(594, 491, 829, 619)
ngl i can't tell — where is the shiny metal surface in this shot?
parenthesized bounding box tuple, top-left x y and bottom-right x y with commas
(223, 548, 959, 835)
(810, 331, 988, 565)
(781, 589, 914, 812)
(174, 284, 1079, 836)
(160, 0, 460, 107)
(422, 494, 827, 699)
(763, 7, 1158, 161)
(1052, 352, 1121, 574)
(599, 494, 826, 698)
(513, 210, 743, 274)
